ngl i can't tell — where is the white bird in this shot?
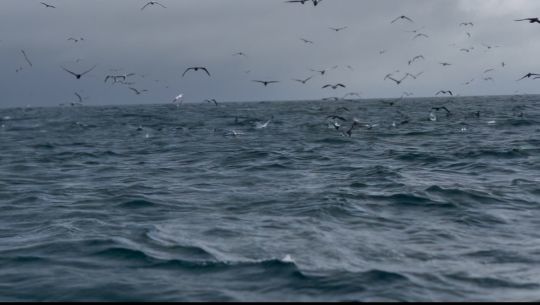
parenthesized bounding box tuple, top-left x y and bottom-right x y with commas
(172, 93, 183, 107)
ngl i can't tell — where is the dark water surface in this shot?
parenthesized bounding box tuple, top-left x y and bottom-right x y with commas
(1, 96, 539, 301)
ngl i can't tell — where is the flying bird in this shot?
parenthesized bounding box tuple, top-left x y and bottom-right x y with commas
(40, 2, 55, 8)
(300, 38, 314, 44)
(205, 99, 219, 106)
(61, 65, 97, 79)
(517, 73, 540, 81)
(129, 87, 147, 95)
(413, 33, 429, 39)
(20, 50, 32, 67)
(329, 26, 347, 32)
(285, 0, 310, 4)
(292, 76, 313, 84)
(74, 92, 83, 103)
(252, 80, 279, 87)
(311, 0, 323, 6)
(435, 90, 453, 96)
(233, 52, 247, 57)
(182, 67, 211, 77)
(172, 93, 183, 104)
(459, 22, 474, 26)
(141, 1, 166, 10)
(515, 18, 540, 24)
(391, 15, 414, 23)
(439, 62, 452, 66)
(408, 55, 424, 65)
(322, 83, 346, 90)
(484, 69, 494, 73)
(432, 106, 452, 116)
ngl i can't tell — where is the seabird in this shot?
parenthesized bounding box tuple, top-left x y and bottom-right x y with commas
(252, 80, 279, 86)
(413, 33, 429, 39)
(300, 38, 314, 44)
(432, 106, 452, 116)
(439, 62, 452, 66)
(205, 99, 219, 106)
(326, 115, 347, 121)
(345, 119, 361, 137)
(322, 83, 346, 90)
(182, 67, 211, 77)
(141, 1, 166, 10)
(515, 18, 540, 24)
(408, 55, 424, 65)
(517, 73, 540, 81)
(292, 76, 313, 84)
(391, 15, 414, 23)
(129, 87, 147, 95)
(40, 2, 55, 8)
(285, 0, 310, 4)
(74, 92, 83, 103)
(61, 65, 97, 79)
(312, 0, 323, 6)
(459, 22, 474, 26)
(172, 93, 183, 104)
(435, 90, 453, 96)
(233, 52, 248, 57)
(329, 26, 347, 32)
(20, 50, 32, 67)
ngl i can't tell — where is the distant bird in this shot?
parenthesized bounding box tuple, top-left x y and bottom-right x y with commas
(466, 32, 472, 38)
(67, 37, 84, 43)
(205, 99, 219, 106)
(501, 62, 506, 68)
(432, 106, 452, 116)
(402, 92, 414, 97)
(484, 69, 494, 73)
(172, 93, 183, 104)
(61, 65, 97, 79)
(413, 33, 429, 39)
(391, 15, 414, 23)
(460, 48, 472, 53)
(408, 55, 424, 65)
(300, 38, 314, 44)
(292, 76, 313, 84)
(463, 78, 474, 85)
(233, 52, 247, 57)
(252, 80, 279, 87)
(129, 87, 147, 95)
(517, 73, 540, 81)
(439, 62, 452, 66)
(310, 68, 327, 75)
(482, 43, 500, 50)
(459, 22, 474, 26)
(322, 97, 339, 101)
(379, 50, 387, 55)
(182, 67, 211, 77)
(343, 92, 361, 99)
(40, 2, 55, 8)
(141, 1, 166, 10)
(20, 50, 32, 67)
(322, 83, 346, 90)
(515, 18, 540, 24)
(74, 92, 83, 103)
(483, 77, 494, 81)
(435, 90, 453, 96)
(329, 26, 347, 32)
(285, 0, 310, 4)
(311, 0, 323, 6)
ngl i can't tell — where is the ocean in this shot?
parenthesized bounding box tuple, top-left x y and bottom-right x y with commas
(0, 95, 539, 301)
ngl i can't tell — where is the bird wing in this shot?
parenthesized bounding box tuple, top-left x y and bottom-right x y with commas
(337, 84, 346, 88)
(390, 16, 400, 23)
(322, 85, 331, 88)
(141, 2, 151, 10)
(201, 67, 211, 76)
(61, 66, 78, 77)
(403, 16, 414, 22)
(74, 92, 83, 103)
(80, 65, 97, 76)
(182, 68, 192, 77)
(155, 2, 167, 8)
(129, 87, 140, 94)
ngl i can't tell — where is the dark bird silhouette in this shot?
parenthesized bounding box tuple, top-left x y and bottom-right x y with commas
(345, 119, 360, 137)
(67, 37, 84, 43)
(439, 62, 452, 66)
(20, 50, 32, 67)
(517, 73, 540, 81)
(300, 38, 314, 44)
(408, 55, 424, 65)
(61, 65, 97, 79)
(285, 0, 310, 4)
(310, 68, 327, 75)
(141, 1, 166, 10)
(311, 0, 323, 6)
(435, 90, 453, 96)
(391, 15, 414, 23)
(205, 99, 219, 106)
(233, 52, 247, 57)
(40, 2, 55, 8)
(293, 76, 313, 84)
(252, 80, 279, 87)
(459, 22, 474, 26)
(432, 106, 452, 116)
(484, 69, 494, 73)
(515, 18, 540, 24)
(322, 83, 346, 90)
(460, 48, 472, 53)
(182, 67, 211, 77)
(329, 26, 347, 32)
(129, 87, 147, 95)
(413, 33, 429, 39)
(74, 92, 83, 103)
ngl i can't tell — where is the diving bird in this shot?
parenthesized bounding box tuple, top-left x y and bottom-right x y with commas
(517, 73, 540, 81)
(61, 65, 97, 79)
(252, 80, 279, 87)
(435, 90, 453, 96)
(515, 17, 540, 24)
(141, 1, 166, 10)
(391, 15, 414, 23)
(40, 2, 55, 8)
(182, 67, 211, 77)
(292, 76, 313, 84)
(322, 83, 346, 90)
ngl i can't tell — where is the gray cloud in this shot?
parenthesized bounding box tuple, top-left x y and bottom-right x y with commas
(0, 0, 539, 108)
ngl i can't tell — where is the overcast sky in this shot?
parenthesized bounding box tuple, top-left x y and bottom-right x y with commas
(1, 0, 539, 108)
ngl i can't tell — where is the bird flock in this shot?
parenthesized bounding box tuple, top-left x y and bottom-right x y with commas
(5, 1, 539, 137)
